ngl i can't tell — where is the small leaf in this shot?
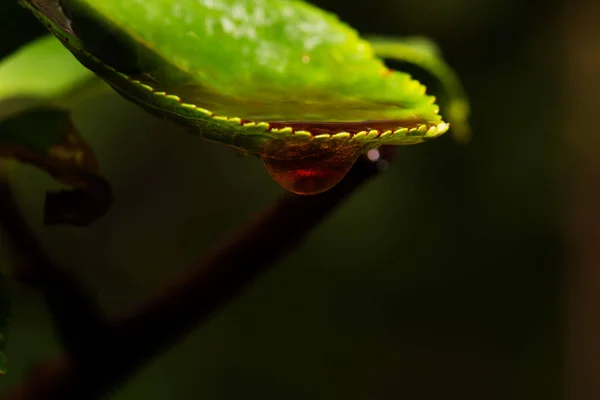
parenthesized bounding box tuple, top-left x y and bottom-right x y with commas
(0, 108, 112, 225)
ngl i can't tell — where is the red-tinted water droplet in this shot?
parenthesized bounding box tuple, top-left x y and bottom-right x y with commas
(261, 146, 362, 195)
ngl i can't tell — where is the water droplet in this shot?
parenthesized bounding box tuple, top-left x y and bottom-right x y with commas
(261, 141, 362, 195)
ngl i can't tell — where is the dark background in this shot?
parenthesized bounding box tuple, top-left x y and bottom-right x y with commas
(0, 0, 562, 399)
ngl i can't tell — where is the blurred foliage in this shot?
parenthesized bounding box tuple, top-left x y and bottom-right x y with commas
(0, 0, 560, 399)
(0, 107, 112, 225)
(0, 35, 93, 104)
(0, 34, 110, 225)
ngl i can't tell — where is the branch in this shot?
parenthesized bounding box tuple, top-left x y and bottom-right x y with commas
(4, 147, 396, 400)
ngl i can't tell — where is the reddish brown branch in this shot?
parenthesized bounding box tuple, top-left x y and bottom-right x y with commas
(2, 148, 395, 400)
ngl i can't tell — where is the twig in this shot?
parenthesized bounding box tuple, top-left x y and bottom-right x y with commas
(0, 165, 107, 350)
(3, 147, 396, 400)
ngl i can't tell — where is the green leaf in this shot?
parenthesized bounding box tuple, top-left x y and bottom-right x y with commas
(21, 0, 468, 194)
(0, 107, 112, 225)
